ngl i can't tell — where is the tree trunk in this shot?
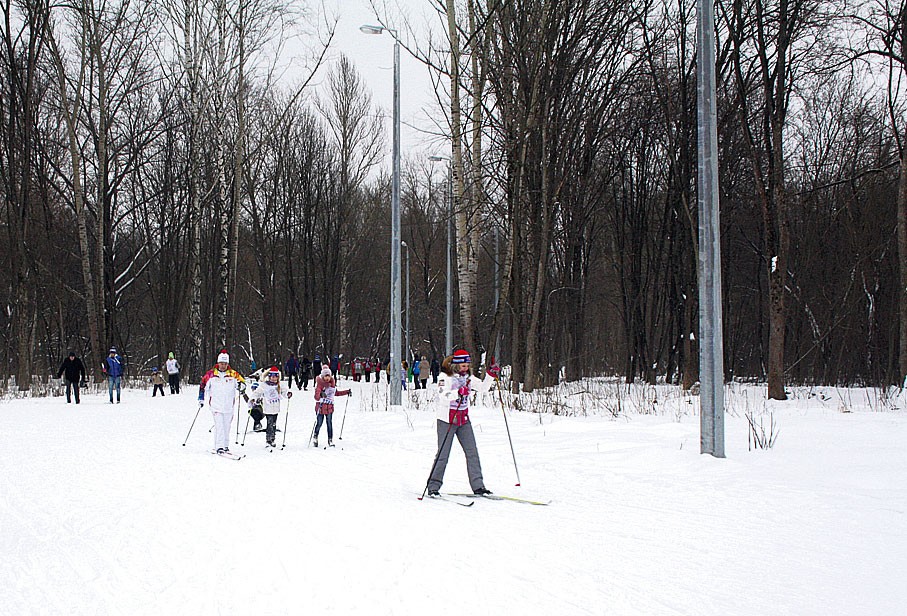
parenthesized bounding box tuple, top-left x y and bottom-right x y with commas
(446, 0, 479, 364)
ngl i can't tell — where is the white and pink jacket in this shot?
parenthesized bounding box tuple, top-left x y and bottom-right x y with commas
(435, 372, 494, 425)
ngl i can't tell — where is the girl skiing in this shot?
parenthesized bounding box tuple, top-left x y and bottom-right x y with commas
(246, 366, 292, 447)
(426, 349, 495, 497)
(312, 367, 351, 447)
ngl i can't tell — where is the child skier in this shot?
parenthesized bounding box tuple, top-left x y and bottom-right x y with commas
(245, 379, 265, 431)
(246, 366, 292, 447)
(425, 349, 495, 497)
(150, 367, 166, 397)
(198, 350, 246, 457)
(312, 367, 351, 447)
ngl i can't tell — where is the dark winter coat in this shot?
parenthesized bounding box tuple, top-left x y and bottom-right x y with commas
(58, 356, 86, 382)
(285, 356, 299, 375)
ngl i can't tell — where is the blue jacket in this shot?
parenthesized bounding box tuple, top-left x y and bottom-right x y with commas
(105, 355, 123, 378)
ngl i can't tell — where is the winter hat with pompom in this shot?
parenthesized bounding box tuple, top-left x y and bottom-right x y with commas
(320, 366, 332, 378)
(217, 350, 230, 363)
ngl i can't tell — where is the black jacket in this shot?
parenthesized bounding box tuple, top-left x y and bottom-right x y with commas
(58, 357, 86, 382)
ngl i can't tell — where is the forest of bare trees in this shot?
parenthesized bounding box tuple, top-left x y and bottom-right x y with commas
(1, 0, 904, 397)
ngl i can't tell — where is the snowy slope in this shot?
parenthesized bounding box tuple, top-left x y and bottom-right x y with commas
(0, 380, 904, 615)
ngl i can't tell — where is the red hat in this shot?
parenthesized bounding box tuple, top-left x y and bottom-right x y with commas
(451, 349, 471, 364)
(267, 366, 280, 378)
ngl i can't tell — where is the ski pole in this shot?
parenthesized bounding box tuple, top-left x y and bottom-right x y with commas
(338, 394, 351, 440)
(419, 397, 462, 500)
(308, 401, 322, 448)
(240, 407, 252, 447)
(280, 395, 292, 450)
(496, 382, 521, 486)
(182, 402, 203, 446)
(307, 417, 318, 448)
(235, 395, 241, 444)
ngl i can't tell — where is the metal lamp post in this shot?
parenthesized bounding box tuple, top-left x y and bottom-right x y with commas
(361, 24, 402, 406)
(401, 240, 411, 367)
(429, 155, 453, 355)
(696, 0, 725, 456)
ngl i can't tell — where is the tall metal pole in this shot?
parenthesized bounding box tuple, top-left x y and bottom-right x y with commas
(390, 36, 402, 406)
(445, 167, 453, 355)
(360, 24, 402, 406)
(402, 241, 410, 365)
(697, 0, 725, 457)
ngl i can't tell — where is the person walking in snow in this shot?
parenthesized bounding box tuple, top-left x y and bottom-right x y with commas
(418, 355, 430, 390)
(165, 352, 181, 394)
(57, 350, 86, 404)
(103, 347, 124, 404)
(285, 352, 300, 390)
(246, 366, 292, 447)
(425, 349, 495, 497)
(312, 354, 322, 381)
(198, 350, 246, 455)
(150, 367, 166, 397)
(430, 357, 440, 384)
(312, 366, 351, 447)
(300, 355, 312, 390)
(411, 356, 422, 389)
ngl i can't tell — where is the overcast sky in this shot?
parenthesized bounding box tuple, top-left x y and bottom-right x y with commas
(298, 0, 447, 163)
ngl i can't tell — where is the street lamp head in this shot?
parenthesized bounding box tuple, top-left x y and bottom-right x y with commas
(359, 24, 385, 35)
(428, 155, 448, 162)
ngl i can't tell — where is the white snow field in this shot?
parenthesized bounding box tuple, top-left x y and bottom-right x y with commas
(1, 379, 904, 615)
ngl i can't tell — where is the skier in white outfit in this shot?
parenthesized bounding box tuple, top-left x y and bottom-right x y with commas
(198, 350, 246, 455)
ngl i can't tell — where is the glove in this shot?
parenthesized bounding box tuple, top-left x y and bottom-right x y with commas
(287, 391, 293, 399)
(198, 400, 204, 408)
(487, 365, 500, 379)
(458, 385, 469, 397)
(346, 390, 352, 397)
(237, 381, 246, 393)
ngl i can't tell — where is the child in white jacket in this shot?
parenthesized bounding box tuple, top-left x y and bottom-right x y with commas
(426, 349, 495, 497)
(245, 366, 292, 447)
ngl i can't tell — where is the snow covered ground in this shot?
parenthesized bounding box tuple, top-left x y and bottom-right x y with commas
(1, 378, 904, 615)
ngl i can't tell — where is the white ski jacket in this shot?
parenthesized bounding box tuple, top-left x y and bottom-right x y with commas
(246, 381, 288, 415)
(435, 372, 495, 423)
(203, 369, 243, 413)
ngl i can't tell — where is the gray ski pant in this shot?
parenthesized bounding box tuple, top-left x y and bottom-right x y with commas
(427, 419, 485, 492)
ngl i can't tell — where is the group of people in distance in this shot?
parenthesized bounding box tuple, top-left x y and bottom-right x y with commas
(56, 348, 183, 405)
(195, 346, 501, 496)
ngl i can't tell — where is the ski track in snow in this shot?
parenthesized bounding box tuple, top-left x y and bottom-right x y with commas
(1, 382, 905, 615)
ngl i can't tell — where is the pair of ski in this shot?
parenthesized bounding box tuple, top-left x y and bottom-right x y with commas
(211, 449, 245, 460)
(423, 492, 550, 507)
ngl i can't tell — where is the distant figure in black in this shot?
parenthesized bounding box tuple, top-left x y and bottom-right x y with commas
(57, 351, 87, 404)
